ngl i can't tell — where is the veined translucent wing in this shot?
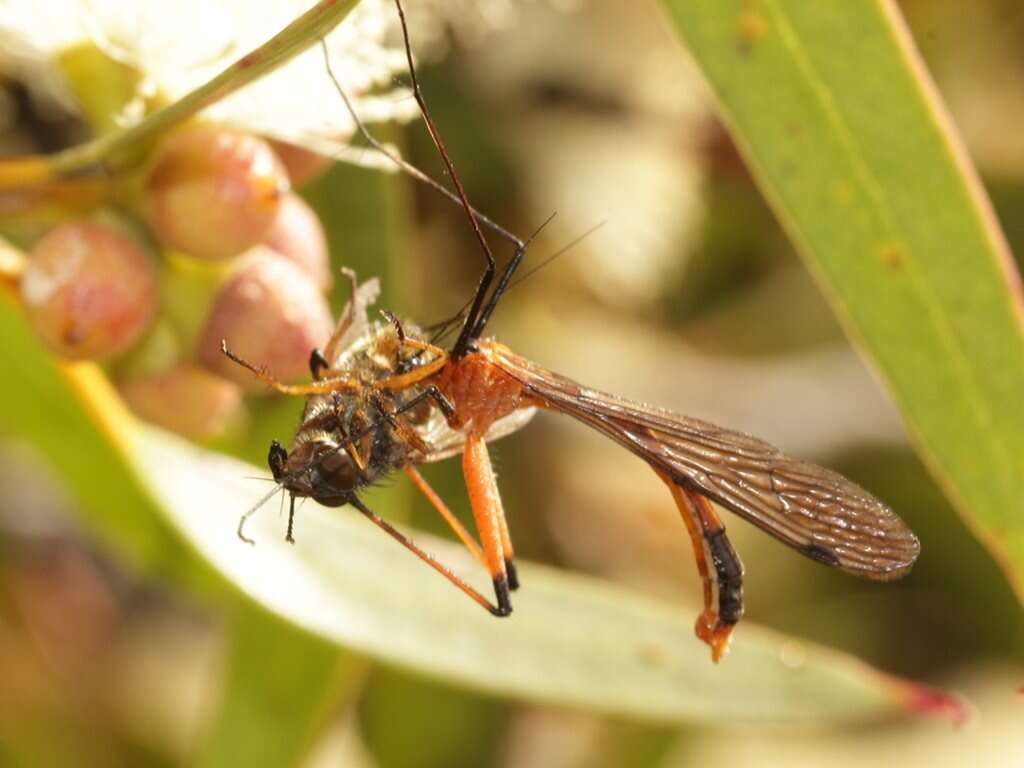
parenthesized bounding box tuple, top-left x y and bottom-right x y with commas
(487, 344, 920, 579)
(414, 406, 537, 463)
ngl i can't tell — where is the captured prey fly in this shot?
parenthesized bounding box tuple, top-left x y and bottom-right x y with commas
(221, 0, 920, 662)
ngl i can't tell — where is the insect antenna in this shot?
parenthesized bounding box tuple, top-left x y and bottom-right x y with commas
(424, 306, 469, 346)
(505, 219, 607, 292)
(467, 210, 557, 337)
(238, 483, 287, 545)
(423, 211, 559, 346)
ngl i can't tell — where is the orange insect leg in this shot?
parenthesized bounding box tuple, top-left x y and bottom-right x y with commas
(404, 466, 487, 569)
(462, 434, 514, 615)
(221, 340, 361, 396)
(494, 494, 518, 590)
(376, 340, 450, 391)
(657, 471, 741, 662)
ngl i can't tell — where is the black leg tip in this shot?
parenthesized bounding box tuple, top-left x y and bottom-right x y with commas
(491, 575, 513, 617)
(504, 558, 520, 591)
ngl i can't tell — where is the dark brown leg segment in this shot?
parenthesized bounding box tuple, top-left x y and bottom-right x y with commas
(657, 470, 745, 662)
(348, 495, 507, 617)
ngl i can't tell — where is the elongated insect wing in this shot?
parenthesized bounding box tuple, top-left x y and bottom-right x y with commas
(488, 345, 920, 580)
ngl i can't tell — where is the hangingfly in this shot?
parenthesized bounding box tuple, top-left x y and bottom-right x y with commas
(222, 0, 919, 662)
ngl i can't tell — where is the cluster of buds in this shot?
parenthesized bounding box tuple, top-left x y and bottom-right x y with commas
(3, 0, 496, 440)
(18, 124, 336, 439)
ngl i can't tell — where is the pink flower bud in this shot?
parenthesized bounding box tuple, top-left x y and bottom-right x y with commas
(144, 126, 289, 261)
(120, 364, 244, 440)
(20, 220, 156, 360)
(261, 193, 332, 291)
(197, 248, 333, 393)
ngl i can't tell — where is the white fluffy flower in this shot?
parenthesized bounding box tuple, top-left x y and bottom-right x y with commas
(0, 0, 419, 161)
(0, 0, 572, 165)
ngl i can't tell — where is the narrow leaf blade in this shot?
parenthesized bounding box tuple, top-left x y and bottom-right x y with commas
(131, 424, 949, 725)
(658, 0, 1024, 594)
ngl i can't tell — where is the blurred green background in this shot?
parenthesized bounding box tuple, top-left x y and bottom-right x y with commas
(2, 0, 1024, 765)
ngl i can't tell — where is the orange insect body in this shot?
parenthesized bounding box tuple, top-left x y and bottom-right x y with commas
(435, 342, 745, 659)
(225, 273, 918, 661)
(226, 0, 919, 663)
(436, 342, 529, 435)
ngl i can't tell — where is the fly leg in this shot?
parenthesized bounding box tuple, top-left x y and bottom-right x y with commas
(221, 340, 360, 396)
(404, 466, 488, 570)
(348, 495, 509, 616)
(368, 390, 433, 457)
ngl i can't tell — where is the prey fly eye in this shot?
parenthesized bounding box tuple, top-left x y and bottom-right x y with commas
(268, 440, 288, 481)
(309, 446, 360, 501)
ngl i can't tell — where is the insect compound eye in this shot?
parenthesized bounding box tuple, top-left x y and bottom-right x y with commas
(318, 449, 358, 491)
(297, 443, 360, 507)
(268, 440, 288, 481)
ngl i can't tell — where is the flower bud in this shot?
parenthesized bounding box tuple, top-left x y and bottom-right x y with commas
(261, 193, 332, 291)
(20, 220, 156, 360)
(144, 125, 289, 261)
(120, 364, 244, 440)
(197, 248, 333, 393)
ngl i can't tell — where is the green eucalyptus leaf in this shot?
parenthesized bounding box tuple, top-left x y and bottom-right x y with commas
(195, 601, 367, 768)
(128, 423, 945, 725)
(658, 0, 1024, 596)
